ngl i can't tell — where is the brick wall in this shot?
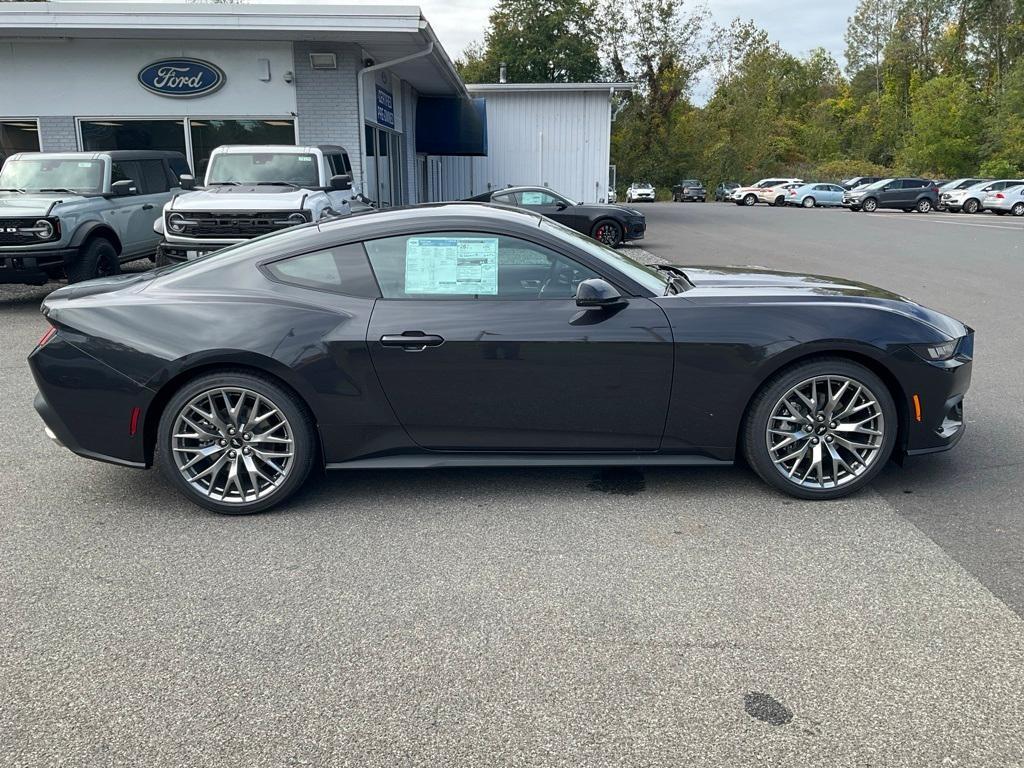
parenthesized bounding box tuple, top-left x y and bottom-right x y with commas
(38, 116, 78, 152)
(292, 42, 363, 192)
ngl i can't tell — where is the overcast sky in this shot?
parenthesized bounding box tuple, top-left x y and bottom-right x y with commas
(62, 0, 858, 100)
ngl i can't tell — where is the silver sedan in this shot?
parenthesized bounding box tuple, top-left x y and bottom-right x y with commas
(982, 184, 1024, 216)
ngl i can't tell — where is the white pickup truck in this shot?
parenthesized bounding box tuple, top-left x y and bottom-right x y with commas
(156, 144, 354, 263)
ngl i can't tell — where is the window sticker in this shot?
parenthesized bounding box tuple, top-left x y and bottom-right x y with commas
(405, 237, 499, 295)
(520, 191, 546, 205)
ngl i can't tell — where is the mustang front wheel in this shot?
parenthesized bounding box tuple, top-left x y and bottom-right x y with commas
(744, 359, 897, 499)
(591, 219, 623, 247)
(157, 372, 316, 514)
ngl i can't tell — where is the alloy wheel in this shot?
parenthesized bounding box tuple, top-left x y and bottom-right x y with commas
(863, 198, 877, 212)
(171, 387, 294, 504)
(593, 221, 622, 247)
(765, 375, 885, 490)
(964, 199, 979, 214)
(802, 197, 815, 208)
(917, 199, 932, 213)
(744, 194, 757, 206)
(1013, 203, 1024, 217)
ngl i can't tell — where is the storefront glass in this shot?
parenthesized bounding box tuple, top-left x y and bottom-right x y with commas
(0, 120, 41, 166)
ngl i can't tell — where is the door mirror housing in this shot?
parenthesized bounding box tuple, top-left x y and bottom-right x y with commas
(179, 173, 196, 191)
(330, 173, 353, 191)
(576, 278, 625, 308)
(555, 200, 568, 210)
(110, 180, 138, 197)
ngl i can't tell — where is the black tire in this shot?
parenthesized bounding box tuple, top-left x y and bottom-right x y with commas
(963, 198, 980, 214)
(743, 357, 897, 500)
(1012, 202, 1024, 217)
(743, 193, 757, 206)
(915, 198, 932, 213)
(862, 197, 878, 213)
(591, 219, 623, 248)
(65, 237, 119, 283)
(156, 371, 317, 515)
(802, 196, 815, 208)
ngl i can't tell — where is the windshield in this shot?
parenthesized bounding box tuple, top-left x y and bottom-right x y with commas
(681, 180, 701, 186)
(206, 152, 319, 186)
(539, 218, 669, 295)
(0, 157, 104, 193)
(864, 178, 894, 190)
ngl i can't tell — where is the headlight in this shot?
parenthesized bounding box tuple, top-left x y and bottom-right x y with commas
(33, 219, 55, 240)
(911, 339, 959, 361)
(167, 213, 186, 233)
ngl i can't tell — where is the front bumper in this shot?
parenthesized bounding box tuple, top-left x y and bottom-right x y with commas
(624, 219, 646, 240)
(0, 247, 77, 284)
(897, 332, 974, 457)
(159, 239, 236, 263)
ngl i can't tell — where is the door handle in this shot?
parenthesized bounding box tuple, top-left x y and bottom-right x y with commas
(142, 204, 154, 210)
(380, 332, 445, 351)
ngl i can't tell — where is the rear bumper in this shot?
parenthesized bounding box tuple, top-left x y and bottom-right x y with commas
(0, 247, 77, 284)
(29, 335, 151, 468)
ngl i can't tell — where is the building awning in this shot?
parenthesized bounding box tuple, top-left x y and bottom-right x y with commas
(416, 97, 487, 156)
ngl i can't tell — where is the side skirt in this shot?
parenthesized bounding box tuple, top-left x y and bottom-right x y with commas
(327, 454, 733, 470)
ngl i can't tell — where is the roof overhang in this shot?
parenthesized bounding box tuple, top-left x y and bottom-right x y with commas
(465, 83, 635, 95)
(0, 2, 467, 97)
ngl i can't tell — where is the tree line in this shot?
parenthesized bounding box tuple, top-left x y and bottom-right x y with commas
(457, 0, 1024, 192)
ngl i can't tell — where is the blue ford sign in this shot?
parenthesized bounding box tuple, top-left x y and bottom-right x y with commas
(138, 58, 225, 98)
(375, 85, 395, 129)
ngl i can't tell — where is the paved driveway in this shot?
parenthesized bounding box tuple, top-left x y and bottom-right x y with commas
(2, 205, 1023, 766)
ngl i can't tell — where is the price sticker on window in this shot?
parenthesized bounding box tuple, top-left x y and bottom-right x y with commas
(405, 237, 498, 295)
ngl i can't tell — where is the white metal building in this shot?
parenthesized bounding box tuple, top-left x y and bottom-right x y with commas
(0, 2, 627, 206)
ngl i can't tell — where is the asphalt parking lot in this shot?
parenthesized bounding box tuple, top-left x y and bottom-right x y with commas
(3, 204, 1023, 766)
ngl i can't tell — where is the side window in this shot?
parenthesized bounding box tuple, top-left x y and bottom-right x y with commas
(138, 160, 169, 194)
(492, 192, 519, 205)
(902, 179, 925, 189)
(364, 231, 600, 300)
(110, 160, 141, 188)
(519, 190, 560, 205)
(263, 243, 381, 297)
(168, 156, 191, 183)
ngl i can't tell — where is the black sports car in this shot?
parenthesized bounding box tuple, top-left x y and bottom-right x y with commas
(30, 203, 973, 515)
(465, 186, 645, 247)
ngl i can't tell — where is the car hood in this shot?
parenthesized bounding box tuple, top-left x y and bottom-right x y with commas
(0, 192, 84, 216)
(676, 266, 968, 338)
(170, 186, 314, 211)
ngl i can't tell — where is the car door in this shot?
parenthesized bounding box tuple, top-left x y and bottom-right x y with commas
(363, 229, 674, 451)
(517, 188, 578, 227)
(107, 160, 148, 256)
(825, 185, 843, 205)
(134, 159, 173, 253)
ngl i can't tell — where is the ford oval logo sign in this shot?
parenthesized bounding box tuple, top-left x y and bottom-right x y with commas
(138, 58, 225, 98)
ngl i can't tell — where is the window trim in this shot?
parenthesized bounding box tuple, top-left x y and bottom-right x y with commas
(258, 242, 382, 299)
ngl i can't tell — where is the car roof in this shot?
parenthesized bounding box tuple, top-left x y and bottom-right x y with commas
(6, 150, 185, 162)
(209, 145, 339, 155)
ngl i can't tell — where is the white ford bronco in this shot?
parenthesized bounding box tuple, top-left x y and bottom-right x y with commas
(156, 144, 354, 263)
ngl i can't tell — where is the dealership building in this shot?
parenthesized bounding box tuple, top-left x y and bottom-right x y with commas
(0, 2, 630, 205)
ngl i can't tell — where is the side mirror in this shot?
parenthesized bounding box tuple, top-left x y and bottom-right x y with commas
(555, 200, 568, 210)
(111, 179, 138, 196)
(576, 278, 625, 308)
(179, 174, 196, 191)
(330, 173, 352, 191)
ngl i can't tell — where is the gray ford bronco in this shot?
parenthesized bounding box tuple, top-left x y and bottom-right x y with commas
(0, 150, 187, 284)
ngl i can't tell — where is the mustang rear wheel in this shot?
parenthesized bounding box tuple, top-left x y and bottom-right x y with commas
(743, 359, 897, 500)
(156, 372, 316, 514)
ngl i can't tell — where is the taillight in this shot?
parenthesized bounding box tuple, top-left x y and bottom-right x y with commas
(37, 325, 57, 348)
(995, 193, 1005, 199)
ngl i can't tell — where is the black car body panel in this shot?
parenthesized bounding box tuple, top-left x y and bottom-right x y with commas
(465, 187, 645, 244)
(30, 203, 972, 475)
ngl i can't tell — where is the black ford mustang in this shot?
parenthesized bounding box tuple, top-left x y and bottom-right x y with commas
(465, 186, 645, 247)
(30, 204, 972, 515)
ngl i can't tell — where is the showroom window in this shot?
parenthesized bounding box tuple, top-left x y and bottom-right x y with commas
(190, 119, 296, 178)
(364, 231, 598, 300)
(0, 120, 41, 166)
(81, 119, 187, 157)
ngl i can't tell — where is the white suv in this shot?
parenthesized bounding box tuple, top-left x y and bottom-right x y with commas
(732, 178, 803, 206)
(156, 144, 354, 263)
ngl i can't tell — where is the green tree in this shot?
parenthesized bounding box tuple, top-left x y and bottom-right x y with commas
(456, 0, 602, 83)
(845, 0, 901, 95)
(899, 74, 982, 175)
